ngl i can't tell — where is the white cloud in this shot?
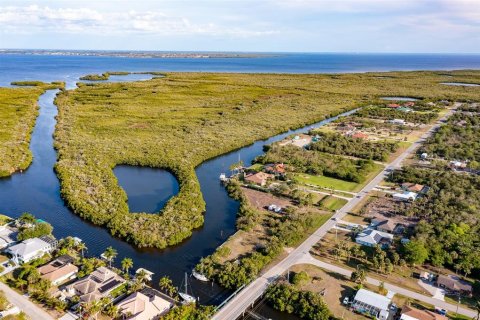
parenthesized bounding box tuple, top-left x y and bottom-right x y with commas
(0, 5, 276, 37)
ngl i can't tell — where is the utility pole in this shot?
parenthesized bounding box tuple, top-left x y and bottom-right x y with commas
(456, 294, 461, 315)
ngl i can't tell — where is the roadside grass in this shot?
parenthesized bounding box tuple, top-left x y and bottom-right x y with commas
(318, 196, 348, 211)
(342, 213, 369, 225)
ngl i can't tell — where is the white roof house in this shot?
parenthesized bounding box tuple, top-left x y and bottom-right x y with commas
(393, 191, 418, 202)
(5, 237, 56, 264)
(356, 229, 394, 248)
(352, 289, 391, 320)
(116, 291, 173, 320)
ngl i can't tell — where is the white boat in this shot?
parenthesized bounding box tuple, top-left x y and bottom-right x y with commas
(219, 173, 227, 182)
(179, 272, 196, 304)
(179, 292, 196, 304)
(192, 269, 209, 282)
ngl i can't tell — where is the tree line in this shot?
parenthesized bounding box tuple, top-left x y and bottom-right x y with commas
(308, 131, 398, 162)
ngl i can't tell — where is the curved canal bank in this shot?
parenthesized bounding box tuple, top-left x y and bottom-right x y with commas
(0, 74, 356, 306)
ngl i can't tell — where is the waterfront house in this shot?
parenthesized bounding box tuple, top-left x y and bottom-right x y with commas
(436, 274, 472, 296)
(64, 266, 125, 303)
(264, 163, 286, 176)
(116, 290, 173, 320)
(6, 236, 57, 264)
(355, 229, 393, 248)
(38, 255, 78, 286)
(400, 305, 447, 320)
(351, 289, 391, 320)
(244, 172, 274, 187)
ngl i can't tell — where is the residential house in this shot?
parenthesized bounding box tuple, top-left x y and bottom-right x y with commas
(355, 229, 393, 248)
(401, 183, 430, 195)
(116, 290, 173, 320)
(244, 172, 274, 187)
(393, 191, 418, 202)
(64, 266, 125, 303)
(370, 218, 404, 234)
(38, 255, 78, 286)
(400, 305, 447, 320)
(351, 289, 391, 320)
(389, 119, 406, 125)
(387, 103, 400, 108)
(398, 107, 413, 113)
(6, 236, 57, 264)
(351, 132, 369, 139)
(436, 275, 472, 296)
(449, 161, 467, 170)
(264, 163, 286, 176)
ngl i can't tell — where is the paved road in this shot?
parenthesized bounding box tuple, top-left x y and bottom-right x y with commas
(298, 254, 476, 318)
(212, 110, 455, 320)
(0, 281, 54, 320)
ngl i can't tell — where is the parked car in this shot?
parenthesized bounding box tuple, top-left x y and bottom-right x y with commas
(435, 308, 447, 316)
(343, 297, 350, 305)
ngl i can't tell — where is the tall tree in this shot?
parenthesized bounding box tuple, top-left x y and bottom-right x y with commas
(103, 246, 117, 267)
(121, 257, 133, 276)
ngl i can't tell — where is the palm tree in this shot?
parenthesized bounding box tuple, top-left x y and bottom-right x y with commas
(103, 246, 117, 267)
(87, 300, 102, 320)
(159, 276, 177, 297)
(121, 257, 133, 276)
(76, 242, 87, 258)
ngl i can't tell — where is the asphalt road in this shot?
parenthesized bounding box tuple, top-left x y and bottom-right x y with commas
(212, 110, 456, 320)
(0, 281, 54, 320)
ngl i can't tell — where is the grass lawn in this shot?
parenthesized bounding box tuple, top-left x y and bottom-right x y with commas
(247, 163, 264, 171)
(295, 173, 360, 192)
(294, 162, 383, 193)
(318, 196, 348, 211)
(342, 213, 369, 225)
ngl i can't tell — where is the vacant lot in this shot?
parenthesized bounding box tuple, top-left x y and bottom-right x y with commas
(241, 187, 292, 211)
(289, 264, 368, 319)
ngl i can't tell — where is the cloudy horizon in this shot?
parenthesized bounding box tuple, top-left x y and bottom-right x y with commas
(1, 0, 480, 53)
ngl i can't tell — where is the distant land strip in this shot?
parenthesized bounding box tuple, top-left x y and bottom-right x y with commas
(0, 49, 273, 59)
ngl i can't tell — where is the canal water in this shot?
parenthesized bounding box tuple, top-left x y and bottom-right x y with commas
(2, 52, 475, 314)
(0, 71, 356, 308)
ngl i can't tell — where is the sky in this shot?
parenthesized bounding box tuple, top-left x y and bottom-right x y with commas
(0, 0, 479, 53)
